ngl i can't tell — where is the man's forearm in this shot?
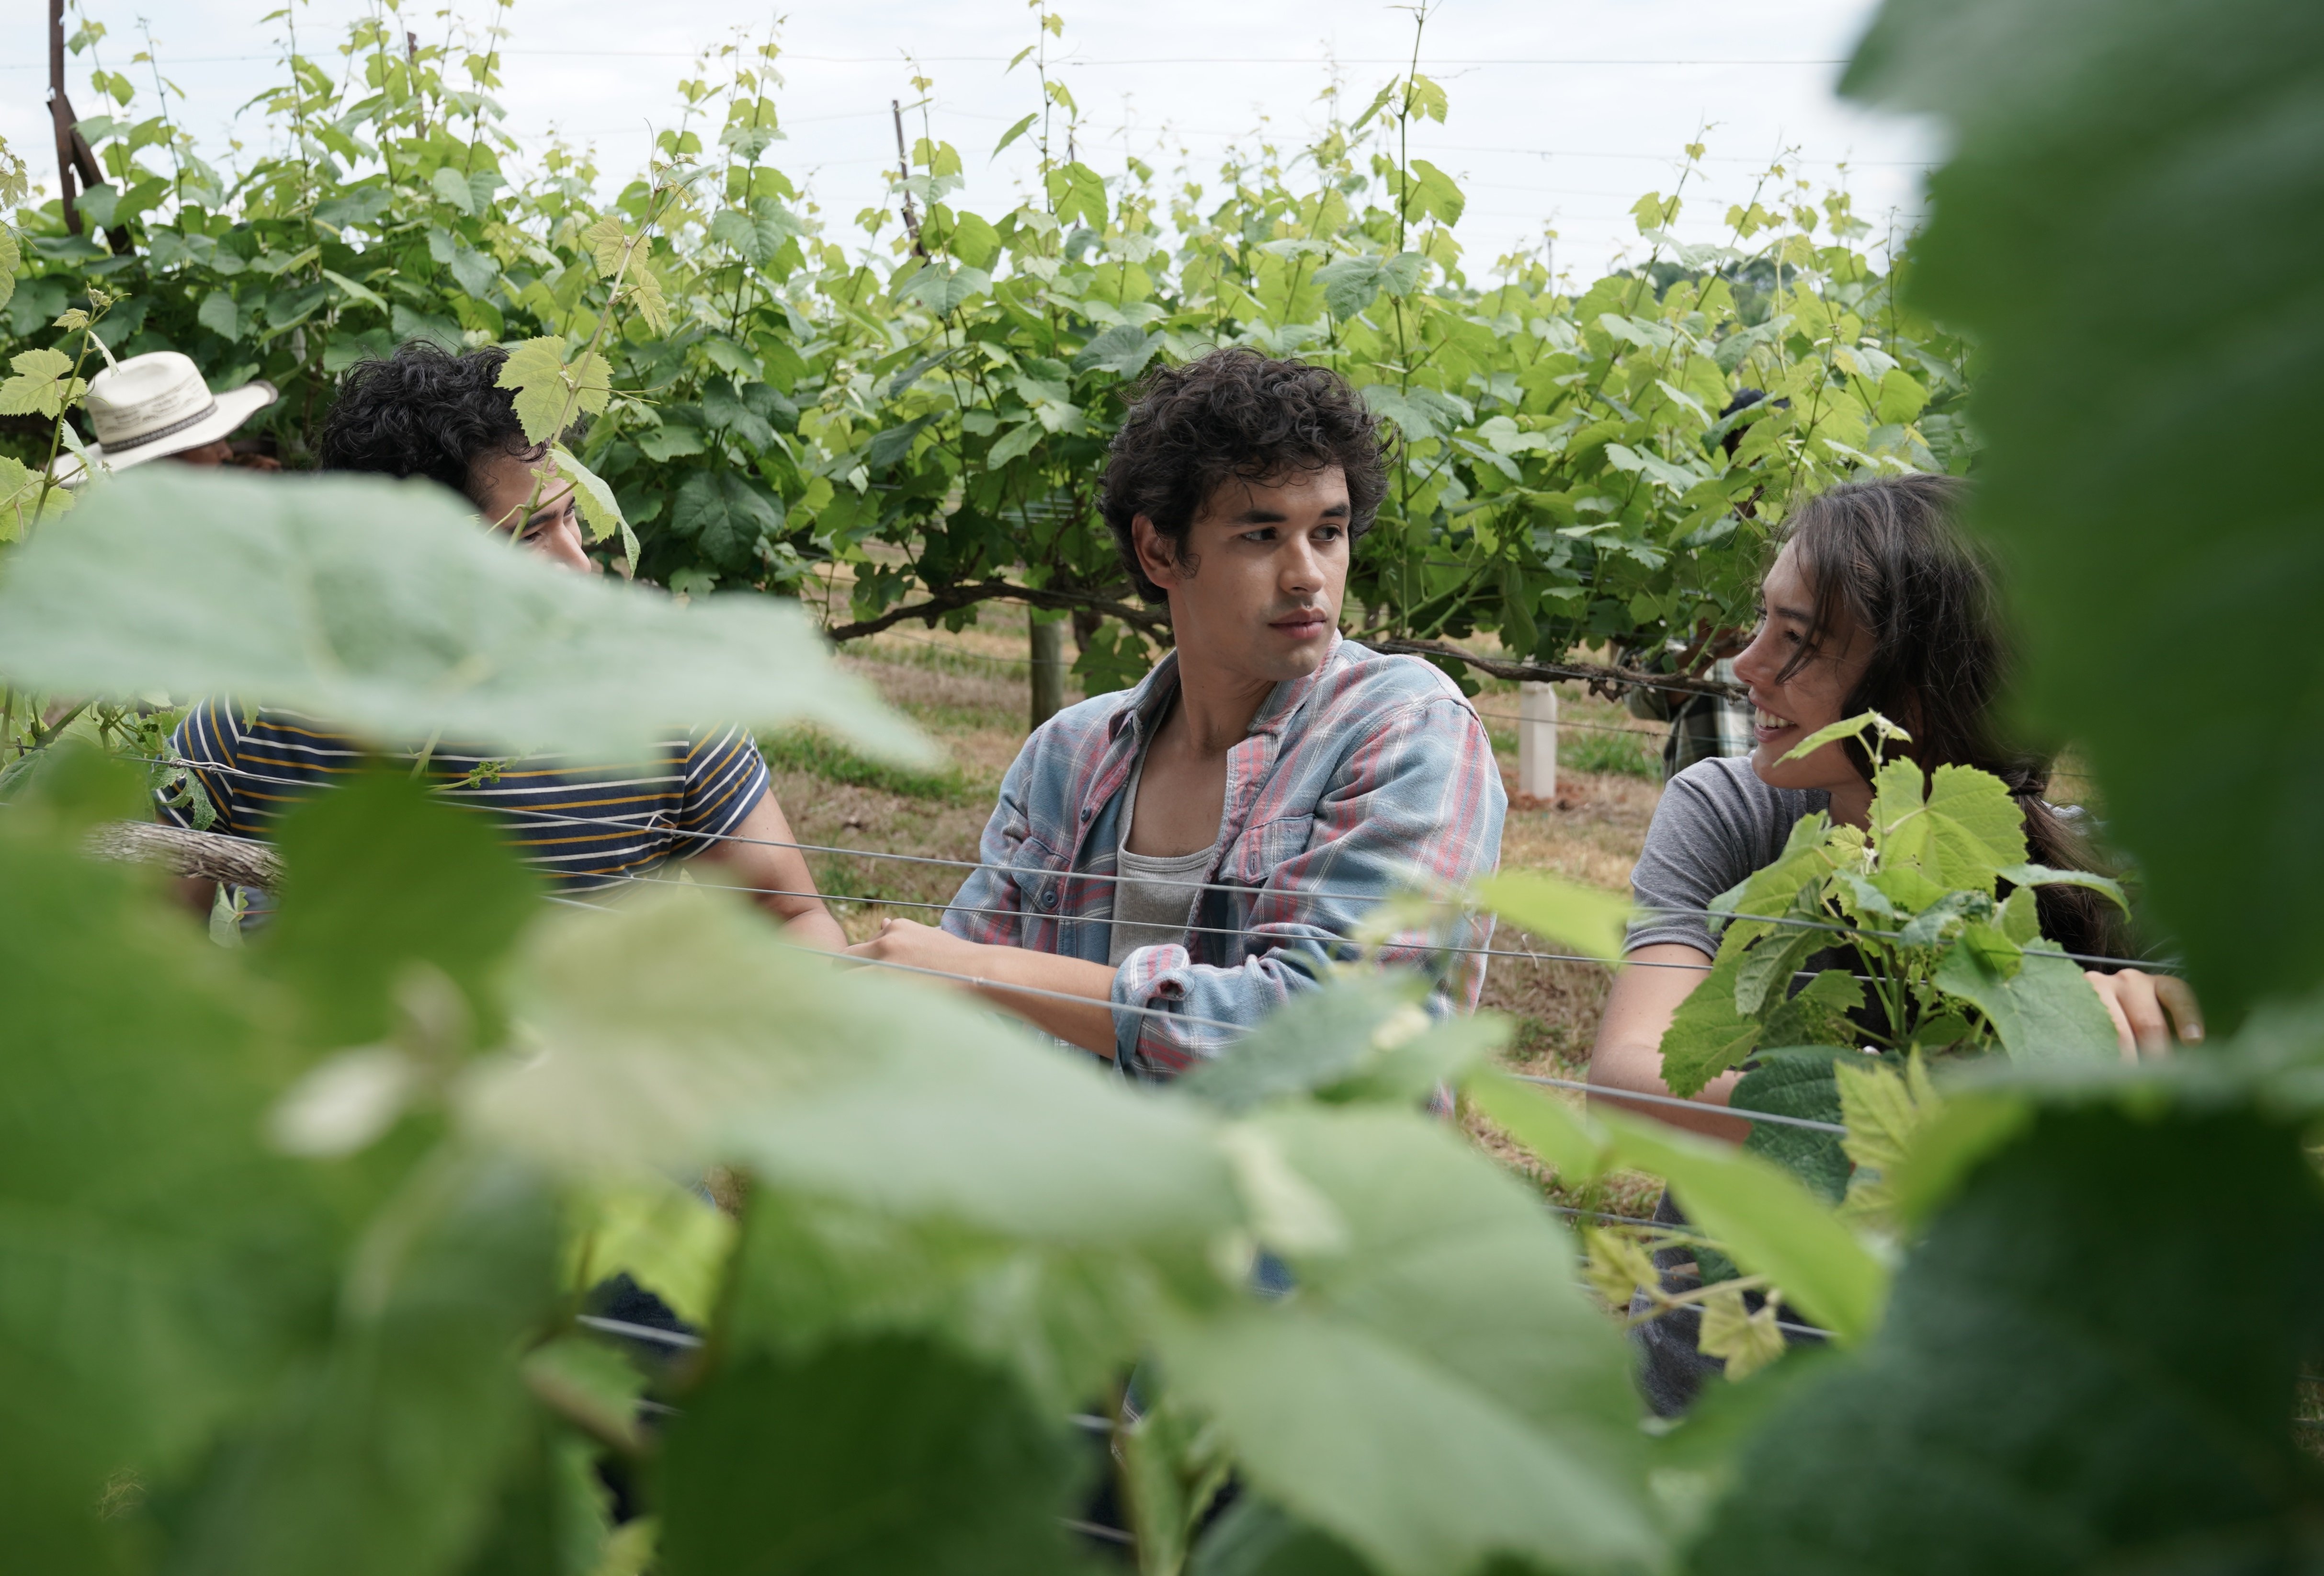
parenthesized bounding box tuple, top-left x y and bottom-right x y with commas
(841, 918, 1123, 1056)
(958, 948, 1122, 1056)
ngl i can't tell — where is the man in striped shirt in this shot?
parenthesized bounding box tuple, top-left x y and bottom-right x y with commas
(847, 350, 1506, 1074)
(159, 341, 844, 945)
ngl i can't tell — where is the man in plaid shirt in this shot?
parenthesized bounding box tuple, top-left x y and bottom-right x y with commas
(847, 350, 1506, 1076)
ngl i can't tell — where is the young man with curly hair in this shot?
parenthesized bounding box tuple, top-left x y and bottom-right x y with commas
(849, 348, 1507, 1074)
(159, 339, 844, 945)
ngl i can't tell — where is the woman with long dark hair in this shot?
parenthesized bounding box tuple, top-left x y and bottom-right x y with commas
(1589, 472, 2199, 1139)
(1591, 472, 2201, 1416)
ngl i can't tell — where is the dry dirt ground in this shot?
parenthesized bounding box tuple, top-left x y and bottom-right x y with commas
(773, 602, 1672, 1220)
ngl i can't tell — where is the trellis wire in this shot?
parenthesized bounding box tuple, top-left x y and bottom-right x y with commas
(1517, 1073, 1847, 1134)
(836, 625, 1766, 706)
(578, 1313, 700, 1350)
(588, 867, 1739, 977)
(546, 888, 1847, 1136)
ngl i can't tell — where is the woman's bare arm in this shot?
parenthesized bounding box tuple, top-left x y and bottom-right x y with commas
(1586, 942, 1751, 1143)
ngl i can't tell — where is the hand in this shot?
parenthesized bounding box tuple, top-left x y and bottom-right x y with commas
(845, 916, 993, 986)
(2085, 967, 2204, 1061)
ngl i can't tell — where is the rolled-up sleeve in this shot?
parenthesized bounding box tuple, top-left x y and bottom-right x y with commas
(1111, 695, 1507, 1077)
(941, 746, 1034, 946)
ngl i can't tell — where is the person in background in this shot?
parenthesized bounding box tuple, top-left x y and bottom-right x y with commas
(1621, 391, 1774, 780)
(156, 339, 845, 946)
(1621, 636, 1753, 781)
(1588, 472, 2200, 1413)
(50, 350, 283, 484)
(846, 348, 1507, 1075)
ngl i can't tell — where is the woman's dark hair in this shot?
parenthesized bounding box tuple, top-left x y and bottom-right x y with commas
(315, 339, 538, 503)
(1779, 473, 2118, 956)
(1100, 348, 1390, 603)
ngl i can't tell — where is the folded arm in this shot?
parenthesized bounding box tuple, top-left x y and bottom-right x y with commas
(1113, 696, 1506, 1075)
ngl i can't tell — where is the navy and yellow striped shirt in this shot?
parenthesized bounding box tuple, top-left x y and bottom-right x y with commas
(157, 698, 771, 900)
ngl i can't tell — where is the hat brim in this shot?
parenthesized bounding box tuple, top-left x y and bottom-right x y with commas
(51, 380, 280, 487)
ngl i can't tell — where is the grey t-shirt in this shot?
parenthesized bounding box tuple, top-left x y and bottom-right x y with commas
(1105, 746, 1220, 969)
(1625, 756, 1830, 957)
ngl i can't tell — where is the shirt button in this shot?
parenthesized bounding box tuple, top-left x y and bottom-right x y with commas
(1080, 807, 1092, 822)
(1040, 888, 1058, 910)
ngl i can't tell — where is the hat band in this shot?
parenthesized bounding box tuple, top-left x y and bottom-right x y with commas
(102, 399, 224, 454)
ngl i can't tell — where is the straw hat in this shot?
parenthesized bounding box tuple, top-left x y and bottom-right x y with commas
(51, 352, 278, 486)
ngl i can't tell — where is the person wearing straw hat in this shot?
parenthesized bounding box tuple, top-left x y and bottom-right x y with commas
(50, 351, 281, 486)
(152, 337, 844, 950)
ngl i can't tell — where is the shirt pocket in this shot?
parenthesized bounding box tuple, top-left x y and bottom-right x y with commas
(1011, 834, 1077, 916)
(1223, 814, 1315, 889)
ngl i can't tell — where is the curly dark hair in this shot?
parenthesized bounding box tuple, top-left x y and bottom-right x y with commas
(1100, 348, 1390, 603)
(314, 339, 538, 503)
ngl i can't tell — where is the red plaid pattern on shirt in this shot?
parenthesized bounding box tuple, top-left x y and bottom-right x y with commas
(940, 635, 1507, 1077)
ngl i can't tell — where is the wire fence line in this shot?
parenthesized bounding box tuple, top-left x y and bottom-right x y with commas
(127, 750, 2181, 975)
(590, 868, 1726, 976)
(476, 888, 1853, 1138)
(1517, 1074, 1847, 1135)
(833, 642, 2098, 788)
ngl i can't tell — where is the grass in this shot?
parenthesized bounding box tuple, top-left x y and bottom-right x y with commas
(760, 727, 976, 804)
(1562, 726, 1663, 781)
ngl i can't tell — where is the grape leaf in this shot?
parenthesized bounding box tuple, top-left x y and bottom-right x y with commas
(899, 260, 989, 316)
(1659, 946, 1764, 1097)
(1732, 1048, 1850, 1203)
(549, 442, 632, 559)
(1152, 1108, 1658, 1576)
(1069, 322, 1164, 378)
(1697, 1105, 2324, 1576)
(0, 468, 931, 764)
(1397, 159, 1464, 225)
(1697, 1284, 1787, 1381)
(496, 336, 609, 445)
(658, 1337, 1085, 1576)
(1919, 765, 2028, 890)
(1841, 0, 2324, 1022)
(579, 215, 633, 278)
(1044, 160, 1108, 228)
(0, 812, 334, 1572)
(1761, 968, 1864, 1048)
(672, 469, 783, 572)
(262, 769, 541, 1051)
(431, 165, 477, 214)
(708, 198, 801, 270)
(168, 1154, 561, 1576)
(1599, 1109, 1887, 1342)
(1190, 1499, 1371, 1576)
(626, 261, 670, 333)
(465, 885, 1241, 1246)
(0, 346, 88, 417)
(1711, 812, 1836, 946)
(1474, 868, 1633, 960)
(1931, 946, 2118, 1068)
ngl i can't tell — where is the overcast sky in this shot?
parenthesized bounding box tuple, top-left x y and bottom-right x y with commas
(2, 0, 1940, 283)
